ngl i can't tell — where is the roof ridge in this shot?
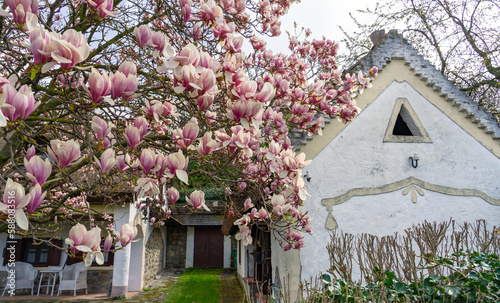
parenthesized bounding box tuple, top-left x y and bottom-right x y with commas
(289, 30, 500, 150)
(353, 30, 500, 142)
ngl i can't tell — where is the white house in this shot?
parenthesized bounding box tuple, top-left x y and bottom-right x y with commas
(236, 30, 500, 301)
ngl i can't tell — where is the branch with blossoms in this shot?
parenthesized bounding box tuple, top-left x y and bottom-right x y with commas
(0, 0, 376, 264)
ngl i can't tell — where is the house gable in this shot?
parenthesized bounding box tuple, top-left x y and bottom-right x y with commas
(295, 31, 500, 160)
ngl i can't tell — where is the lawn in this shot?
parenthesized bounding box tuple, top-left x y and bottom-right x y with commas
(164, 267, 224, 303)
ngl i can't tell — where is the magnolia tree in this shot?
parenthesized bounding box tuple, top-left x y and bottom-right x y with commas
(0, 0, 376, 264)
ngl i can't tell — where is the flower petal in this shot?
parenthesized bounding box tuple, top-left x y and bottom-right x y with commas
(176, 169, 189, 184)
(15, 209, 29, 230)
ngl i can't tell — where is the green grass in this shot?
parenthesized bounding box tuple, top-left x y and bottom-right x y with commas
(164, 267, 223, 303)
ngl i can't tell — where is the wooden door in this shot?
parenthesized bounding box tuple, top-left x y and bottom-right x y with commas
(193, 226, 224, 267)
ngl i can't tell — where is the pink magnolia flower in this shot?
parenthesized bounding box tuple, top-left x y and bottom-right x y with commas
(222, 35, 243, 53)
(85, 0, 114, 17)
(95, 148, 116, 174)
(166, 187, 179, 205)
(235, 225, 252, 246)
(153, 152, 168, 177)
(173, 64, 199, 93)
(47, 139, 82, 169)
(234, 0, 245, 12)
(232, 79, 257, 100)
(24, 155, 52, 185)
(213, 20, 235, 39)
(25, 145, 36, 161)
(179, 0, 191, 22)
(250, 35, 266, 51)
(159, 101, 177, 117)
(198, 50, 214, 69)
(96, 0, 114, 18)
(86, 69, 111, 103)
(199, 0, 222, 24)
(103, 234, 113, 253)
(186, 190, 210, 211)
(174, 119, 199, 149)
(196, 94, 214, 111)
(119, 223, 137, 247)
(257, 208, 268, 220)
(197, 131, 219, 157)
(41, 29, 90, 70)
(91, 116, 114, 141)
(219, 0, 235, 11)
(110, 71, 138, 100)
(1, 84, 40, 121)
(134, 177, 160, 198)
(144, 100, 162, 121)
(226, 100, 262, 127)
(175, 43, 200, 67)
(151, 32, 167, 56)
(26, 184, 46, 213)
(65, 224, 104, 265)
(28, 27, 51, 65)
(255, 82, 276, 103)
(223, 53, 242, 73)
(116, 153, 131, 172)
(5, 0, 38, 24)
(134, 25, 152, 47)
(166, 150, 189, 184)
(195, 68, 218, 96)
(140, 148, 156, 175)
(118, 61, 137, 77)
(0, 179, 30, 230)
(124, 125, 141, 150)
(244, 198, 254, 210)
(133, 116, 148, 139)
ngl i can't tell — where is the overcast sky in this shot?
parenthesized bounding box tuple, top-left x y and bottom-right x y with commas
(252, 0, 378, 55)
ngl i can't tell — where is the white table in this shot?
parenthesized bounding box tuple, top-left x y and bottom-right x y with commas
(37, 269, 61, 296)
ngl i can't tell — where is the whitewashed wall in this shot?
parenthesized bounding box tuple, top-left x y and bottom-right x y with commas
(299, 80, 500, 280)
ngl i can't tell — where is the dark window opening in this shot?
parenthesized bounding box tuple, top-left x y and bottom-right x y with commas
(23, 240, 49, 265)
(393, 113, 414, 136)
(251, 227, 271, 295)
(3, 239, 62, 267)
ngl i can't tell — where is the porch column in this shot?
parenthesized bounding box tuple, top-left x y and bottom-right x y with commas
(110, 202, 136, 297)
(185, 226, 194, 267)
(110, 243, 131, 297)
(223, 235, 231, 268)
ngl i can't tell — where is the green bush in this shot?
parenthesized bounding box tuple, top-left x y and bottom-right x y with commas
(312, 251, 500, 302)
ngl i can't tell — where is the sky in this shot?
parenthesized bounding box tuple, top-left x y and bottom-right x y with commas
(255, 0, 378, 55)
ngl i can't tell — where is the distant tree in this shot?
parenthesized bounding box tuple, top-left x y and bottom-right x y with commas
(338, 0, 500, 118)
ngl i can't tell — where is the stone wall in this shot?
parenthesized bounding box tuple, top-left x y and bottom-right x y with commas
(143, 229, 165, 288)
(165, 225, 187, 269)
(87, 269, 113, 292)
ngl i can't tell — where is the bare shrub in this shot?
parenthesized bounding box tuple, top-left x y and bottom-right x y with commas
(326, 219, 500, 284)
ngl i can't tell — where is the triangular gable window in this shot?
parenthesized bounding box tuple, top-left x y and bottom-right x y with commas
(384, 98, 432, 143)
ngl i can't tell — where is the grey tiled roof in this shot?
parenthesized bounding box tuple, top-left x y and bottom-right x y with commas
(290, 30, 500, 150)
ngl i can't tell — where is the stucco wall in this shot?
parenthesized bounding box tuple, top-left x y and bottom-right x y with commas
(298, 79, 500, 281)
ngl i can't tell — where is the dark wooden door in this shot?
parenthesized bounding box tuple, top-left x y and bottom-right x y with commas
(194, 226, 224, 267)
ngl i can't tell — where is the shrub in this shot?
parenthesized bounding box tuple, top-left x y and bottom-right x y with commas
(310, 250, 500, 302)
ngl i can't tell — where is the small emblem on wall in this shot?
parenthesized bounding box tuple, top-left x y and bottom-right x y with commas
(402, 184, 425, 203)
